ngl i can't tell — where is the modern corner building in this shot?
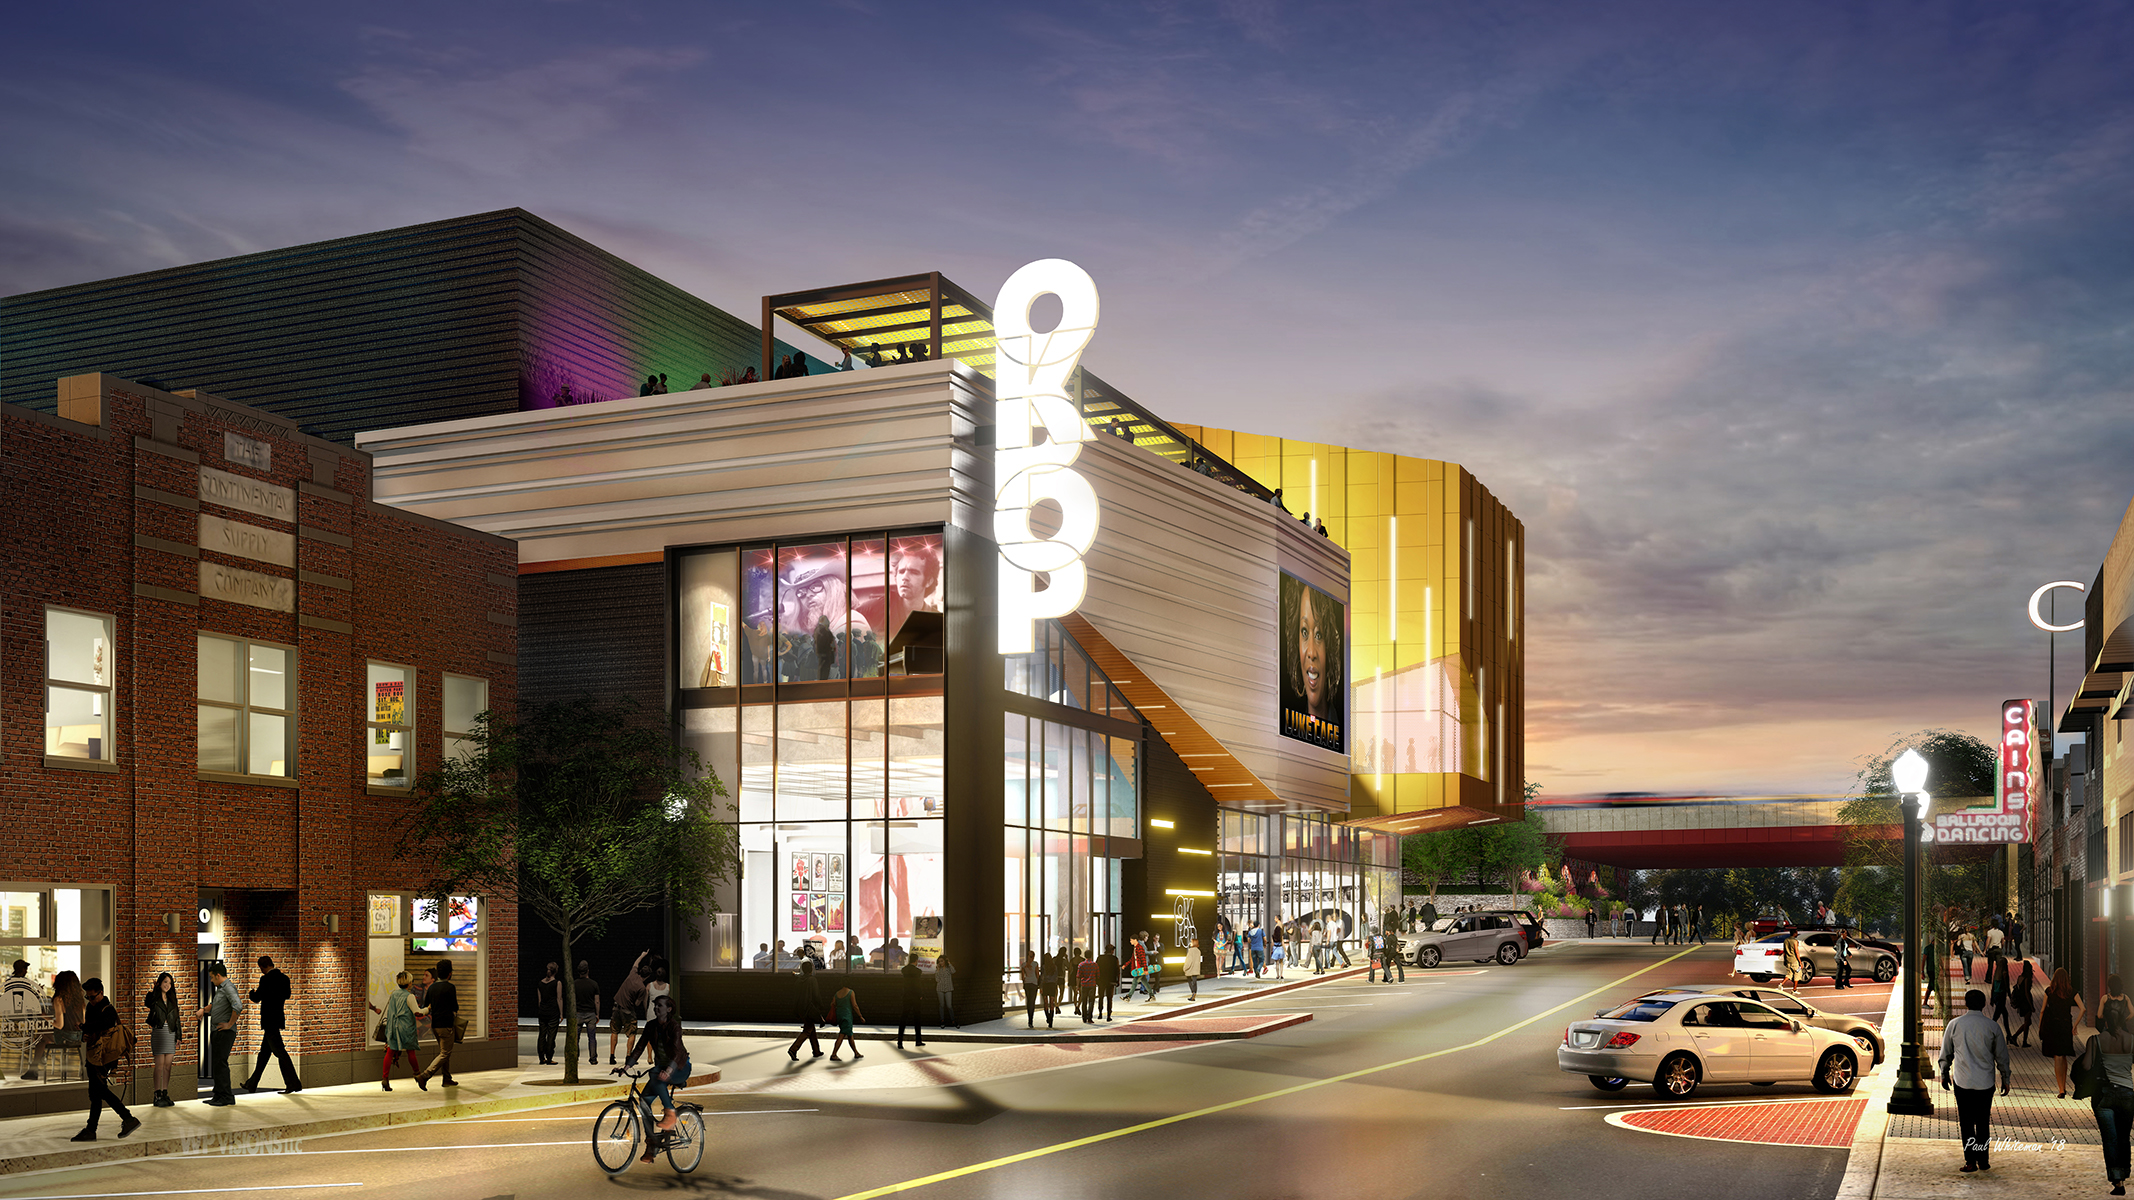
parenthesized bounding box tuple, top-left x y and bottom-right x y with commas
(3, 211, 1520, 1026)
(0, 375, 516, 1116)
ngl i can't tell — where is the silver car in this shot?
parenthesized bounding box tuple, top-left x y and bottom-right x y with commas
(1558, 990, 1863, 1099)
(1634, 983, 1883, 1064)
(1735, 931, 1900, 985)
(1403, 912, 1528, 968)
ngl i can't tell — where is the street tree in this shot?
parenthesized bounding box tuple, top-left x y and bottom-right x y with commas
(1838, 728, 1998, 930)
(397, 695, 739, 1084)
(1402, 825, 1478, 905)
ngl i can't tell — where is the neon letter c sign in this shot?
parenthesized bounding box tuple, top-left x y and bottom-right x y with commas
(2028, 580, 2085, 632)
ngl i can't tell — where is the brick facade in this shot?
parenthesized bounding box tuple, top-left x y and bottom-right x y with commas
(0, 374, 517, 1116)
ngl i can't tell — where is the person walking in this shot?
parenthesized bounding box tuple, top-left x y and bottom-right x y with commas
(572, 961, 601, 1066)
(197, 961, 242, 1105)
(935, 955, 958, 1027)
(1650, 907, 1664, 945)
(533, 962, 565, 1065)
(787, 960, 824, 1060)
(1020, 949, 1041, 1027)
(1781, 928, 1806, 992)
(1039, 950, 1062, 1028)
(1269, 924, 1286, 980)
(242, 955, 301, 1094)
(1369, 929, 1387, 982)
(1957, 926, 1979, 983)
(411, 959, 460, 1090)
(1984, 919, 2006, 960)
(2010, 960, 2038, 1047)
(73, 979, 139, 1141)
(895, 957, 927, 1049)
(1183, 937, 1203, 1000)
(143, 971, 184, 1107)
(1076, 950, 1099, 1021)
(2045, 966, 2088, 1098)
(826, 981, 865, 1061)
(1585, 906, 1597, 939)
(1246, 922, 1266, 978)
(1939, 988, 2012, 1172)
(1126, 937, 1150, 1000)
(1988, 951, 2013, 1037)
(2011, 914, 2026, 962)
(2081, 981, 2134, 1195)
(1832, 929, 1854, 990)
(1310, 921, 1327, 974)
(608, 951, 650, 1067)
(368, 971, 424, 1089)
(1097, 945, 1120, 1021)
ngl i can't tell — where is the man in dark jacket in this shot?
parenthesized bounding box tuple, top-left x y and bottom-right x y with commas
(243, 956, 301, 1093)
(74, 979, 140, 1141)
(895, 959, 927, 1049)
(1096, 946, 1121, 1021)
(787, 960, 823, 1060)
(412, 960, 459, 1089)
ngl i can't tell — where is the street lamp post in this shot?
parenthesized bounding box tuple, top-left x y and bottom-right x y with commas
(1888, 747, 1935, 1116)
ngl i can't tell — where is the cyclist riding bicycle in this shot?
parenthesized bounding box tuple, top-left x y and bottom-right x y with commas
(618, 995, 691, 1163)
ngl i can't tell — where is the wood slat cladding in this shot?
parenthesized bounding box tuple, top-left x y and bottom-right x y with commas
(1, 209, 820, 445)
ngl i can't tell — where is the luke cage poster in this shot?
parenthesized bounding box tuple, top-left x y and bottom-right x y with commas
(1278, 571, 1346, 753)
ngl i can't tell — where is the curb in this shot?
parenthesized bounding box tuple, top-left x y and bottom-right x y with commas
(529, 966, 1375, 1046)
(0, 1067, 718, 1178)
(1835, 967, 1909, 1200)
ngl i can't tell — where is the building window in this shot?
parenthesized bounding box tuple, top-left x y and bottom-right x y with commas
(442, 674, 489, 761)
(364, 893, 483, 1044)
(45, 609, 113, 762)
(0, 885, 115, 1088)
(198, 635, 295, 777)
(366, 662, 414, 786)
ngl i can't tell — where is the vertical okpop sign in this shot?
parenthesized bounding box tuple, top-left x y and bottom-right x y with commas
(995, 260, 1101, 655)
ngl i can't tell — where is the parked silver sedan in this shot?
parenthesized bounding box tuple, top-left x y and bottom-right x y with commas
(1558, 990, 1864, 1099)
(1634, 984, 1884, 1065)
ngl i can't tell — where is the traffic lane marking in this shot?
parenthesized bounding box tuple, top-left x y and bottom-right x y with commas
(0, 1189, 362, 1200)
(1560, 1094, 1854, 1111)
(828, 943, 1705, 1200)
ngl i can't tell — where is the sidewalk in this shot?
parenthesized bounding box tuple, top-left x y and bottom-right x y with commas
(1845, 955, 2120, 1198)
(0, 1061, 720, 1179)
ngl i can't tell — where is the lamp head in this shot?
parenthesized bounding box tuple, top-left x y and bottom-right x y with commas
(1892, 748, 1929, 796)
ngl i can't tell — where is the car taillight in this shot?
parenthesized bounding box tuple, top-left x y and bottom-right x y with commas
(1605, 1031, 1640, 1048)
(1564, 1027, 1571, 1046)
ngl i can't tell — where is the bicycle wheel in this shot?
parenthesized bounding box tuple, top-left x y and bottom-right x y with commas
(591, 1100, 641, 1175)
(665, 1107, 706, 1174)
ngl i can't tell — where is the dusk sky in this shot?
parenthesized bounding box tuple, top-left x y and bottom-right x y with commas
(7, 2, 2131, 798)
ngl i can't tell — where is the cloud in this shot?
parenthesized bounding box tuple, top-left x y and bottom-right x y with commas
(342, 46, 703, 177)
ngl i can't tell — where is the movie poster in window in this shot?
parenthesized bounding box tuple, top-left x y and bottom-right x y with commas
(778, 542, 875, 682)
(1277, 571, 1346, 753)
(824, 896, 846, 932)
(678, 550, 738, 689)
(790, 891, 809, 932)
(811, 853, 827, 891)
(888, 533, 945, 674)
(827, 853, 845, 892)
(790, 855, 810, 891)
(740, 547, 776, 684)
(374, 679, 405, 727)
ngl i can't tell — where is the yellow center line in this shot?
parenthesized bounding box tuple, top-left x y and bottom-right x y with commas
(832, 945, 1706, 1200)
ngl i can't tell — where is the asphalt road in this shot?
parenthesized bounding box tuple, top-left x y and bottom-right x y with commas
(0, 941, 1891, 1200)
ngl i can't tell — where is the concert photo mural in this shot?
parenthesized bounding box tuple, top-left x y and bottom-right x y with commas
(1278, 571, 1346, 753)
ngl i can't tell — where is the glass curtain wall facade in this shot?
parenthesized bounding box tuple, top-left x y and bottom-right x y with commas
(1001, 622, 1144, 1003)
(1218, 811, 1398, 952)
(677, 531, 949, 975)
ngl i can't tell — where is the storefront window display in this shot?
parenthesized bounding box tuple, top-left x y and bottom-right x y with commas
(1218, 811, 1394, 955)
(0, 886, 114, 1087)
(365, 893, 483, 1044)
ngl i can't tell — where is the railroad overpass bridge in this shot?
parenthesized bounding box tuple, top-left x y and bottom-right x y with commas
(1529, 794, 1997, 868)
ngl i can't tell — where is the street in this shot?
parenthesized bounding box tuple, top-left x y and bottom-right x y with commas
(0, 941, 1894, 1200)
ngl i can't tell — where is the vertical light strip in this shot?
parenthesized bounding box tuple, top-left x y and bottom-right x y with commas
(1388, 517, 1398, 642)
(1497, 701, 1506, 804)
(1423, 586, 1432, 667)
(1310, 458, 1319, 523)
(1507, 538, 1516, 643)
(1466, 517, 1474, 630)
(1478, 666, 1487, 782)
(1374, 666, 1384, 791)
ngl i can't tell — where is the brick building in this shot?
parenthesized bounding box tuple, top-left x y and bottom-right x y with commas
(0, 373, 516, 1117)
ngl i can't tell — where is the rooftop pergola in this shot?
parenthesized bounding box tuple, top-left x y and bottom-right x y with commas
(763, 273, 1275, 502)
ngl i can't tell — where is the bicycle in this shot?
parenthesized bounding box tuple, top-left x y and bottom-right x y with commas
(591, 1065, 705, 1176)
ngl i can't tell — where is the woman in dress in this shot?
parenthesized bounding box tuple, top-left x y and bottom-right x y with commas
(2044, 965, 2087, 1098)
(1987, 950, 2012, 1036)
(2077, 978, 2134, 1194)
(826, 981, 865, 1061)
(2010, 959, 2038, 1047)
(367, 971, 426, 1090)
(143, 972, 184, 1106)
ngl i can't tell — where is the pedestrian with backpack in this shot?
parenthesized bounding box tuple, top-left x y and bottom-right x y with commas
(76, 978, 139, 1141)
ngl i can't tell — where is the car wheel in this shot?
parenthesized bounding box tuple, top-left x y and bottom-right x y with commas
(1418, 946, 1441, 969)
(1588, 1075, 1629, 1092)
(1655, 1053, 1700, 1100)
(1873, 957, 1897, 984)
(1496, 942, 1521, 966)
(1747, 974, 1772, 983)
(1814, 1048, 1858, 1094)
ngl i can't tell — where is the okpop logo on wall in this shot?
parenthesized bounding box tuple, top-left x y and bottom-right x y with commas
(1923, 698, 2039, 845)
(994, 259, 1101, 655)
